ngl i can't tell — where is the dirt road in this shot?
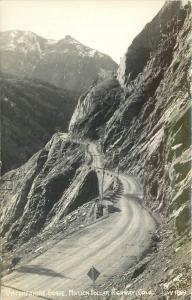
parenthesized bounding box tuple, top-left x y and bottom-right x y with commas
(1, 142, 156, 300)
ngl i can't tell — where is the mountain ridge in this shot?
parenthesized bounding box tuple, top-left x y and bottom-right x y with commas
(0, 30, 117, 91)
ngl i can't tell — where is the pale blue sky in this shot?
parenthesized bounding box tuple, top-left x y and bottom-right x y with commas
(0, 0, 165, 63)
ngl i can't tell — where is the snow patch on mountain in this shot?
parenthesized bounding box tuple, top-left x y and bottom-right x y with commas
(0, 30, 117, 90)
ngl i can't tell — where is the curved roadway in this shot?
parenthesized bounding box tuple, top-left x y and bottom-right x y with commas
(1, 141, 156, 300)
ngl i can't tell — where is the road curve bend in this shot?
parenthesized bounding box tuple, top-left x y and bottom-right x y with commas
(1, 142, 156, 300)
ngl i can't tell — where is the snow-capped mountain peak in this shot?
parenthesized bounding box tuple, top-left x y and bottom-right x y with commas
(0, 30, 117, 91)
(64, 35, 79, 43)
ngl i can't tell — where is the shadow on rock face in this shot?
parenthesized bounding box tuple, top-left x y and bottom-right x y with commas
(66, 170, 100, 215)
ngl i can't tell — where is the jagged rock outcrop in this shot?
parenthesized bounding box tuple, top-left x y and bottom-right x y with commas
(0, 133, 99, 250)
(106, 0, 191, 234)
(117, 1, 190, 87)
(0, 74, 78, 173)
(69, 78, 124, 139)
(0, 31, 117, 91)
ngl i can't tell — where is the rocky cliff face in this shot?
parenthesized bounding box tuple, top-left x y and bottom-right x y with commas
(0, 74, 78, 174)
(0, 31, 117, 91)
(69, 78, 124, 139)
(71, 0, 191, 235)
(0, 133, 99, 251)
(69, 1, 191, 294)
(117, 0, 190, 87)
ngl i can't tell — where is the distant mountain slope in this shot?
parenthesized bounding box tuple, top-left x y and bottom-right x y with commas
(1, 74, 78, 173)
(0, 31, 117, 91)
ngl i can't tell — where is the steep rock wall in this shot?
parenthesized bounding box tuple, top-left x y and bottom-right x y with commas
(69, 78, 124, 139)
(0, 133, 99, 250)
(71, 1, 192, 235)
(106, 1, 191, 235)
(117, 1, 188, 86)
(68, 1, 191, 293)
